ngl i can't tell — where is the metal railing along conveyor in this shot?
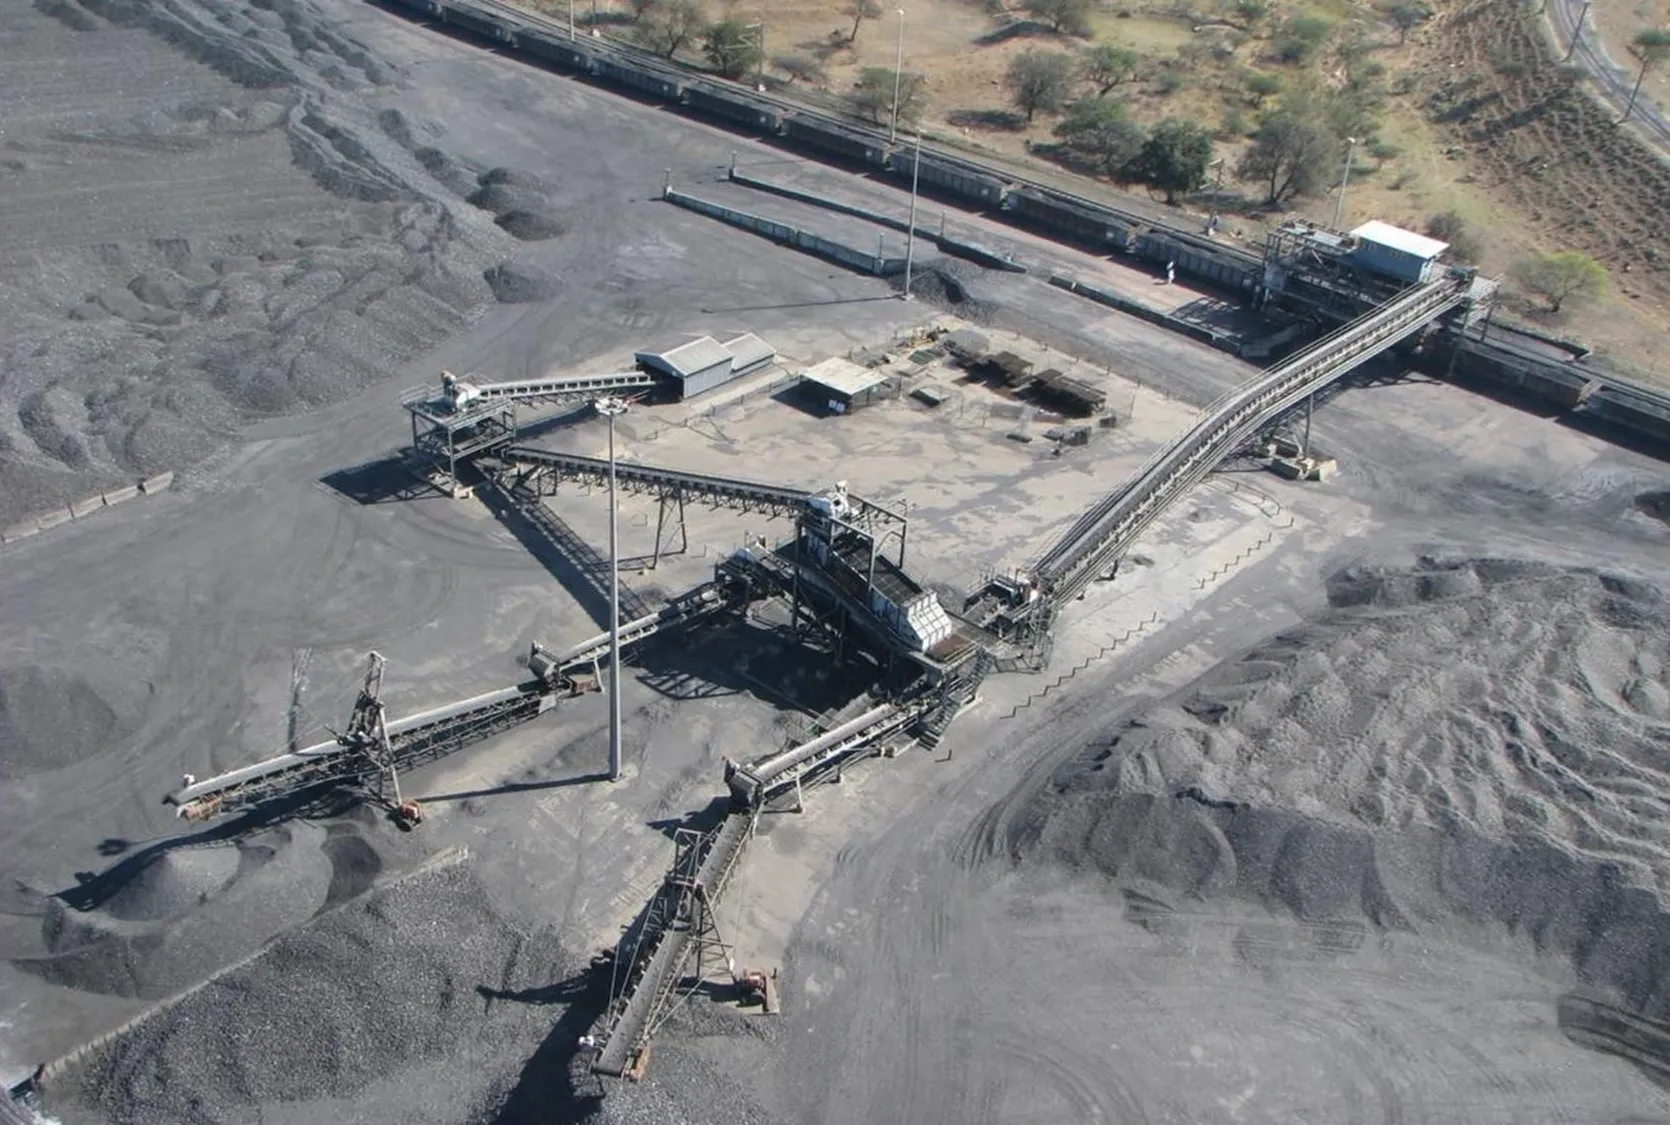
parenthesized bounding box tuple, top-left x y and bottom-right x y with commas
(501, 446, 811, 517)
(1033, 273, 1472, 602)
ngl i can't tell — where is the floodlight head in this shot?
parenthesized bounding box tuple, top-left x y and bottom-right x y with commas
(594, 396, 629, 418)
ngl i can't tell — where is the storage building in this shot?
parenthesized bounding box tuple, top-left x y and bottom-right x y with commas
(800, 357, 890, 414)
(635, 333, 778, 400)
(1349, 221, 1448, 285)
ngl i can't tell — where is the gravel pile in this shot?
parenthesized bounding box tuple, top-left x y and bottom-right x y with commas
(467, 168, 567, 243)
(49, 860, 580, 1125)
(1014, 559, 1670, 1058)
(0, 0, 524, 524)
(483, 260, 562, 304)
(898, 261, 995, 323)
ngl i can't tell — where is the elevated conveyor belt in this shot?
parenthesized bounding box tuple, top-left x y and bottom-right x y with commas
(527, 580, 738, 685)
(591, 685, 939, 1078)
(502, 446, 811, 517)
(402, 370, 656, 419)
(591, 811, 753, 1077)
(167, 682, 553, 821)
(1033, 272, 1472, 602)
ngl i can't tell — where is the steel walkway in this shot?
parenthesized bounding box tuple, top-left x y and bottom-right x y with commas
(1032, 271, 1474, 602)
(501, 446, 810, 518)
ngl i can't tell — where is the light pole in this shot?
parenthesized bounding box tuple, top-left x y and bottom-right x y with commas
(568, 0, 574, 40)
(756, 22, 766, 89)
(1564, 0, 1591, 61)
(594, 395, 629, 782)
(1330, 136, 1358, 231)
(890, 9, 905, 145)
(902, 130, 922, 299)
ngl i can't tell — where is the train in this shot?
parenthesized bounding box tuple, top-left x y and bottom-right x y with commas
(379, 0, 1264, 291)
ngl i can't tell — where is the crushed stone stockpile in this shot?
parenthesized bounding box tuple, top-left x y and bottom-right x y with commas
(46, 858, 593, 1125)
(1013, 558, 1670, 1076)
(0, 0, 568, 525)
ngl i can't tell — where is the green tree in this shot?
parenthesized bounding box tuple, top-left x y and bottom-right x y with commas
(1007, 50, 1079, 122)
(1624, 28, 1670, 123)
(1134, 117, 1214, 204)
(638, 0, 707, 57)
(704, 18, 763, 80)
(1514, 251, 1607, 314)
(1388, 1, 1432, 45)
(844, 0, 882, 45)
(1054, 98, 1148, 178)
(1237, 106, 1337, 203)
(1024, 0, 1095, 37)
(1081, 43, 1142, 94)
(853, 67, 928, 125)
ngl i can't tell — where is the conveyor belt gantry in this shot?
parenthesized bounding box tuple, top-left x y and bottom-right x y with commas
(990, 271, 1477, 625)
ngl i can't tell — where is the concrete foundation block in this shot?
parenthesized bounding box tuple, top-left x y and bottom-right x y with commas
(37, 508, 73, 531)
(102, 484, 140, 507)
(2, 522, 39, 543)
(70, 495, 106, 519)
(140, 471, 175, 494)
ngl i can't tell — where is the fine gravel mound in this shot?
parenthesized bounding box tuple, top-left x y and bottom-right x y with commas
(0, 663, 146, 779)
(1012, 558, 1670, 1074)
(484, 260, 562, 304)
(16, 822, 334, 1000)
(49, 859, 584, 1125)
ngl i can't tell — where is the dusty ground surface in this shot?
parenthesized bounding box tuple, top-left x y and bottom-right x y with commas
(559, 0, 1670, 376)
(8, 2, 1670, 1124)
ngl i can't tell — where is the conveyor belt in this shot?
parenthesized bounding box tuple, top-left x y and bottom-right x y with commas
(168, 683, 553, 821)
(528, 580, 736, 684)
(1033, 273, 1472, 602)
(502, 446, 810, 517)
(590, 811, 753, 1077)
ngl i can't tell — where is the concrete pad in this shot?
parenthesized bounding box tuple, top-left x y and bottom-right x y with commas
(69, 495, 106, 519)
(36, 508, 72, 531)
(102, 485, 141, 507)
(2, 522, 39, 543)
(139, 471, 175, 494)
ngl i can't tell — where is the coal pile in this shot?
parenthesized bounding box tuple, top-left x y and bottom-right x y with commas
(468, 168, 567, 243)
(0, 0, 511, 524)
(1013, 559, 1670, 1073)
(484, 260, 562, 304)
(898, 261, 995, 323)
(49, 859, 580, 1125)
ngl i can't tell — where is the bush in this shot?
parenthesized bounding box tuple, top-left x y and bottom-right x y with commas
(1274, 15, 1333, 64)
(1426, 211, 1482, 263)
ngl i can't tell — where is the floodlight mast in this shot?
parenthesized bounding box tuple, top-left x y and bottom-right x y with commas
(595, 395, 631, 782)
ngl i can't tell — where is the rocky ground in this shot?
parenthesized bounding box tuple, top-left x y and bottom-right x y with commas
(8, 2, 1670, 1124)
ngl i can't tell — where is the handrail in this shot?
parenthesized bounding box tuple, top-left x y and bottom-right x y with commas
(502, 446, 811, 511)
(1034, 275, 1469, 597)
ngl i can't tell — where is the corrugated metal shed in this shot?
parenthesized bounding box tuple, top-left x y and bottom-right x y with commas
(802, 357, 889, 408)
(1351, 221, 1448, 260)
(722, 333, 777, 375)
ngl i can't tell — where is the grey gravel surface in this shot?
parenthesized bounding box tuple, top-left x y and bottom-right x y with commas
(9, 0, 1670, 1123)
